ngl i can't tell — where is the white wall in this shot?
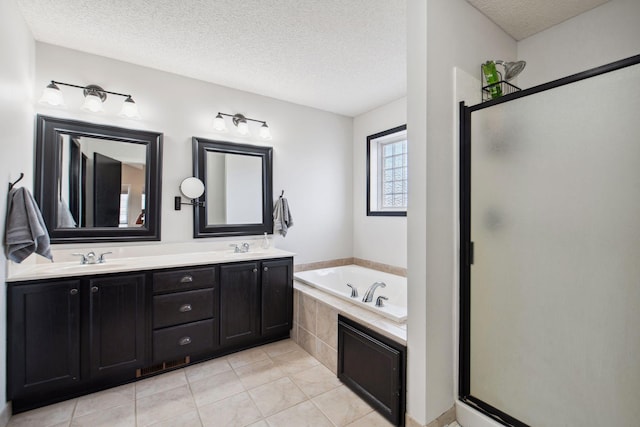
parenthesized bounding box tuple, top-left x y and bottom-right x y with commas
(34, 43, 354, 265)
(517, 0, 640, 88)
(406, 0, 516, 424)
(352, 97, 407, 268)
(0, 0, 35, 421)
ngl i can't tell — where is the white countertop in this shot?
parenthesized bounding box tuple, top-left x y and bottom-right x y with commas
(7, 248, 295, 282)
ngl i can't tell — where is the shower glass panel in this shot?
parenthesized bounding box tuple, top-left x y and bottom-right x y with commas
(466, 60, 640, 426)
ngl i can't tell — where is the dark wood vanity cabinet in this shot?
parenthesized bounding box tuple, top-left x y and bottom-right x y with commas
(8, 273, 146, 412)
(7, 256, 293, 413)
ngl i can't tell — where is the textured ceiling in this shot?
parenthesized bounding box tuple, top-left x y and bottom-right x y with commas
(16, 0, 406, 117)
(466, 0, 611, 41)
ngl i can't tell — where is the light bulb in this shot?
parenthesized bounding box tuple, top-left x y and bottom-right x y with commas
(82, 92, 104, 112)
(213, 113, 227, 131)
(259, 123, 272, 140)
(237, 119, 250, 136)
(119, 96, 140, 118)
(38, 82, 65, 107)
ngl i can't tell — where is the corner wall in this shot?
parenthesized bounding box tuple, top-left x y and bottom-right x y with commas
(0, 0, 36, 423)
(353, 97, 407, 269)
(406, 0, 516, 424)
(517, 0, 640, 88)
(34, 43, 354, 265)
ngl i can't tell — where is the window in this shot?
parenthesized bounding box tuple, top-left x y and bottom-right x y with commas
(367, 125, 407, 216)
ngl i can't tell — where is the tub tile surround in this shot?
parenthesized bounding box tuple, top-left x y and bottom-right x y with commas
(295, 258, 407, 277)
(6, 339, 395, 427)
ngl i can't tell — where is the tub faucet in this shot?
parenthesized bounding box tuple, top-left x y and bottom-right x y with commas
(346, 283, 358, 298)
(362, 281, 386, 303)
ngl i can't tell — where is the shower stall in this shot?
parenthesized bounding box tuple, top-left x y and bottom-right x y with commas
(459, 54, 640, 426)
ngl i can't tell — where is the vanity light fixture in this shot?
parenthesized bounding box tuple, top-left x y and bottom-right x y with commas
(213, 112, 272, 140)
(38, 80, 141, 119)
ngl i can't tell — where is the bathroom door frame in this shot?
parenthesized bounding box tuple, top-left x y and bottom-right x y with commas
(458, 53, 640, 427)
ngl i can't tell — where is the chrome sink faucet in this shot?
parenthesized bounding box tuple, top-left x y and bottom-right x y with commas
(362, 281, 386, 303)
(72, 251, 112, 264)
(230, 243, 250, 253)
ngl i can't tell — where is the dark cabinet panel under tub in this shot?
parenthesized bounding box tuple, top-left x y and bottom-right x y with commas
(338, 315, 407, 426)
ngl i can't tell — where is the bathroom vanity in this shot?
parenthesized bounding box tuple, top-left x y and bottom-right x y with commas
(6, 251, 293, 413)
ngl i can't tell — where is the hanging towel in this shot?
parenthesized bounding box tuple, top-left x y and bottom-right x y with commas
(273, 197, 294, 237)
(5, 187, 53, 263)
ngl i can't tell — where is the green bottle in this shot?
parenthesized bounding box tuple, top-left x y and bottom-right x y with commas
(482, 61, 502, 99)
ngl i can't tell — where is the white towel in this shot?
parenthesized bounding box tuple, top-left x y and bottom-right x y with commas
(273, 197, 294, 237)
(5, 187, 53, 263)
(57, 198, 77, 228)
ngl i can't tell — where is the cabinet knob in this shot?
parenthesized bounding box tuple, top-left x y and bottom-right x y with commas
(253, 268, 258, 273)
(91, 286, 99, 293)
(70, 288, 78, 295)
(179, 304, 192, 312)
(178, 336, 192, 346)
(264, 267, 269, 271)
(180, 275, 194, 283)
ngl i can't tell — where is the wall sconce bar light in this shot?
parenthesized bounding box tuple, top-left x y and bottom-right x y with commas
(213, 112, 272, 140)
(38, 80, 141, 118)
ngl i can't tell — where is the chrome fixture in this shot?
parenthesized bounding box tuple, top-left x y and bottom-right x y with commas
(375, 295, 388, 307)
(175, 177, 205, 210)
(230, 242, 250, 253)
(72, 251, 112, 265)
(213, 112, 272, 140)
(38, 80, 141, 118)
(362, 281, 386, 303)
(494, 60, 527, 81)
(346, 283, 359, 298)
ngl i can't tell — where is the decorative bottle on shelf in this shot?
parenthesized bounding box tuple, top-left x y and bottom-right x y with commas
(261, 232, 270, 249)
(482, 60, 502, 99)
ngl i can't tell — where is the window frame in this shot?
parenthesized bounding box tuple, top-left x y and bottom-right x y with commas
(366, 124, 407, 217)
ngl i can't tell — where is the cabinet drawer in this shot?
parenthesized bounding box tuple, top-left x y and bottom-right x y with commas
(153, 319, 216, 362)
(153, 267, 215, 293)
(153, 289, 214, 328)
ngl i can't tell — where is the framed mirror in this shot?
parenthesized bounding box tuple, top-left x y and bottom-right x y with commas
(35, 115, 163, 243)
(192, 137, 273, 238)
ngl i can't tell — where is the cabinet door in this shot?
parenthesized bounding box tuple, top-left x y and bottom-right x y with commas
(88, 274, 146, 378)
(8, 280, 81, 400)
(220, 262, 259, 347)
(261, 258, 293, 336)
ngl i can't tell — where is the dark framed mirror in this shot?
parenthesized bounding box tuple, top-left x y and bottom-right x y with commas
(35, 115, 163, 243)
(192, 137, 273, 238)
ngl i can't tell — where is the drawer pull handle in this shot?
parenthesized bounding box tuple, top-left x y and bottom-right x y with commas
(70, 288, 78, 295)
(179, 304, 192, 312)
(180, 275, 194, 283)
(91, 286, 99, 293)
(253, 268, 258, 273)
(179, 337, 192, 346)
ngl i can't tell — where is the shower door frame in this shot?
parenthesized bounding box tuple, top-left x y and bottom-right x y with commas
(459, 53, 640, 427)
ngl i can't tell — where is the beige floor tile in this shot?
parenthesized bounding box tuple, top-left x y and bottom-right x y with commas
(248, 377, 307, 418)
(271, 349, 320, 375)
(74, 383, 135, 418)
(70, 402, 134, 427)
(261, 339, 301, 358)
(312, 386, 372, 426)
(135, 369, 188, 399)
(289, 364, 342, 398)
(227, 347, 269, 369)
(190, 369, 245, 407)
(185, 357, 233, 383)
(234, 359, 287, 389)
(345, 410, 394, 427)
(136, 384, 197, 426)
(265, 401, 334, 427)
(198, 392, 262, 427)
(246, 421, 269, 427)
(147, 410, 203, 427)
(7, 399, 76, 427)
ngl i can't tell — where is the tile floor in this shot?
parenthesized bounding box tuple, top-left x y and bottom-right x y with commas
(7, 339, 394, 427)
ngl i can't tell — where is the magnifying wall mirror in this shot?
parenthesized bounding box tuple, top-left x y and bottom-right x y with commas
(180, 177, 205, 199)
(35, 115, 163, 243)
(192, 137, 273, 238)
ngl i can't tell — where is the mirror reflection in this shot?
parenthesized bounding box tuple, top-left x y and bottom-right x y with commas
(205, 152, 263, 225)
(59, 135, 147, 228)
